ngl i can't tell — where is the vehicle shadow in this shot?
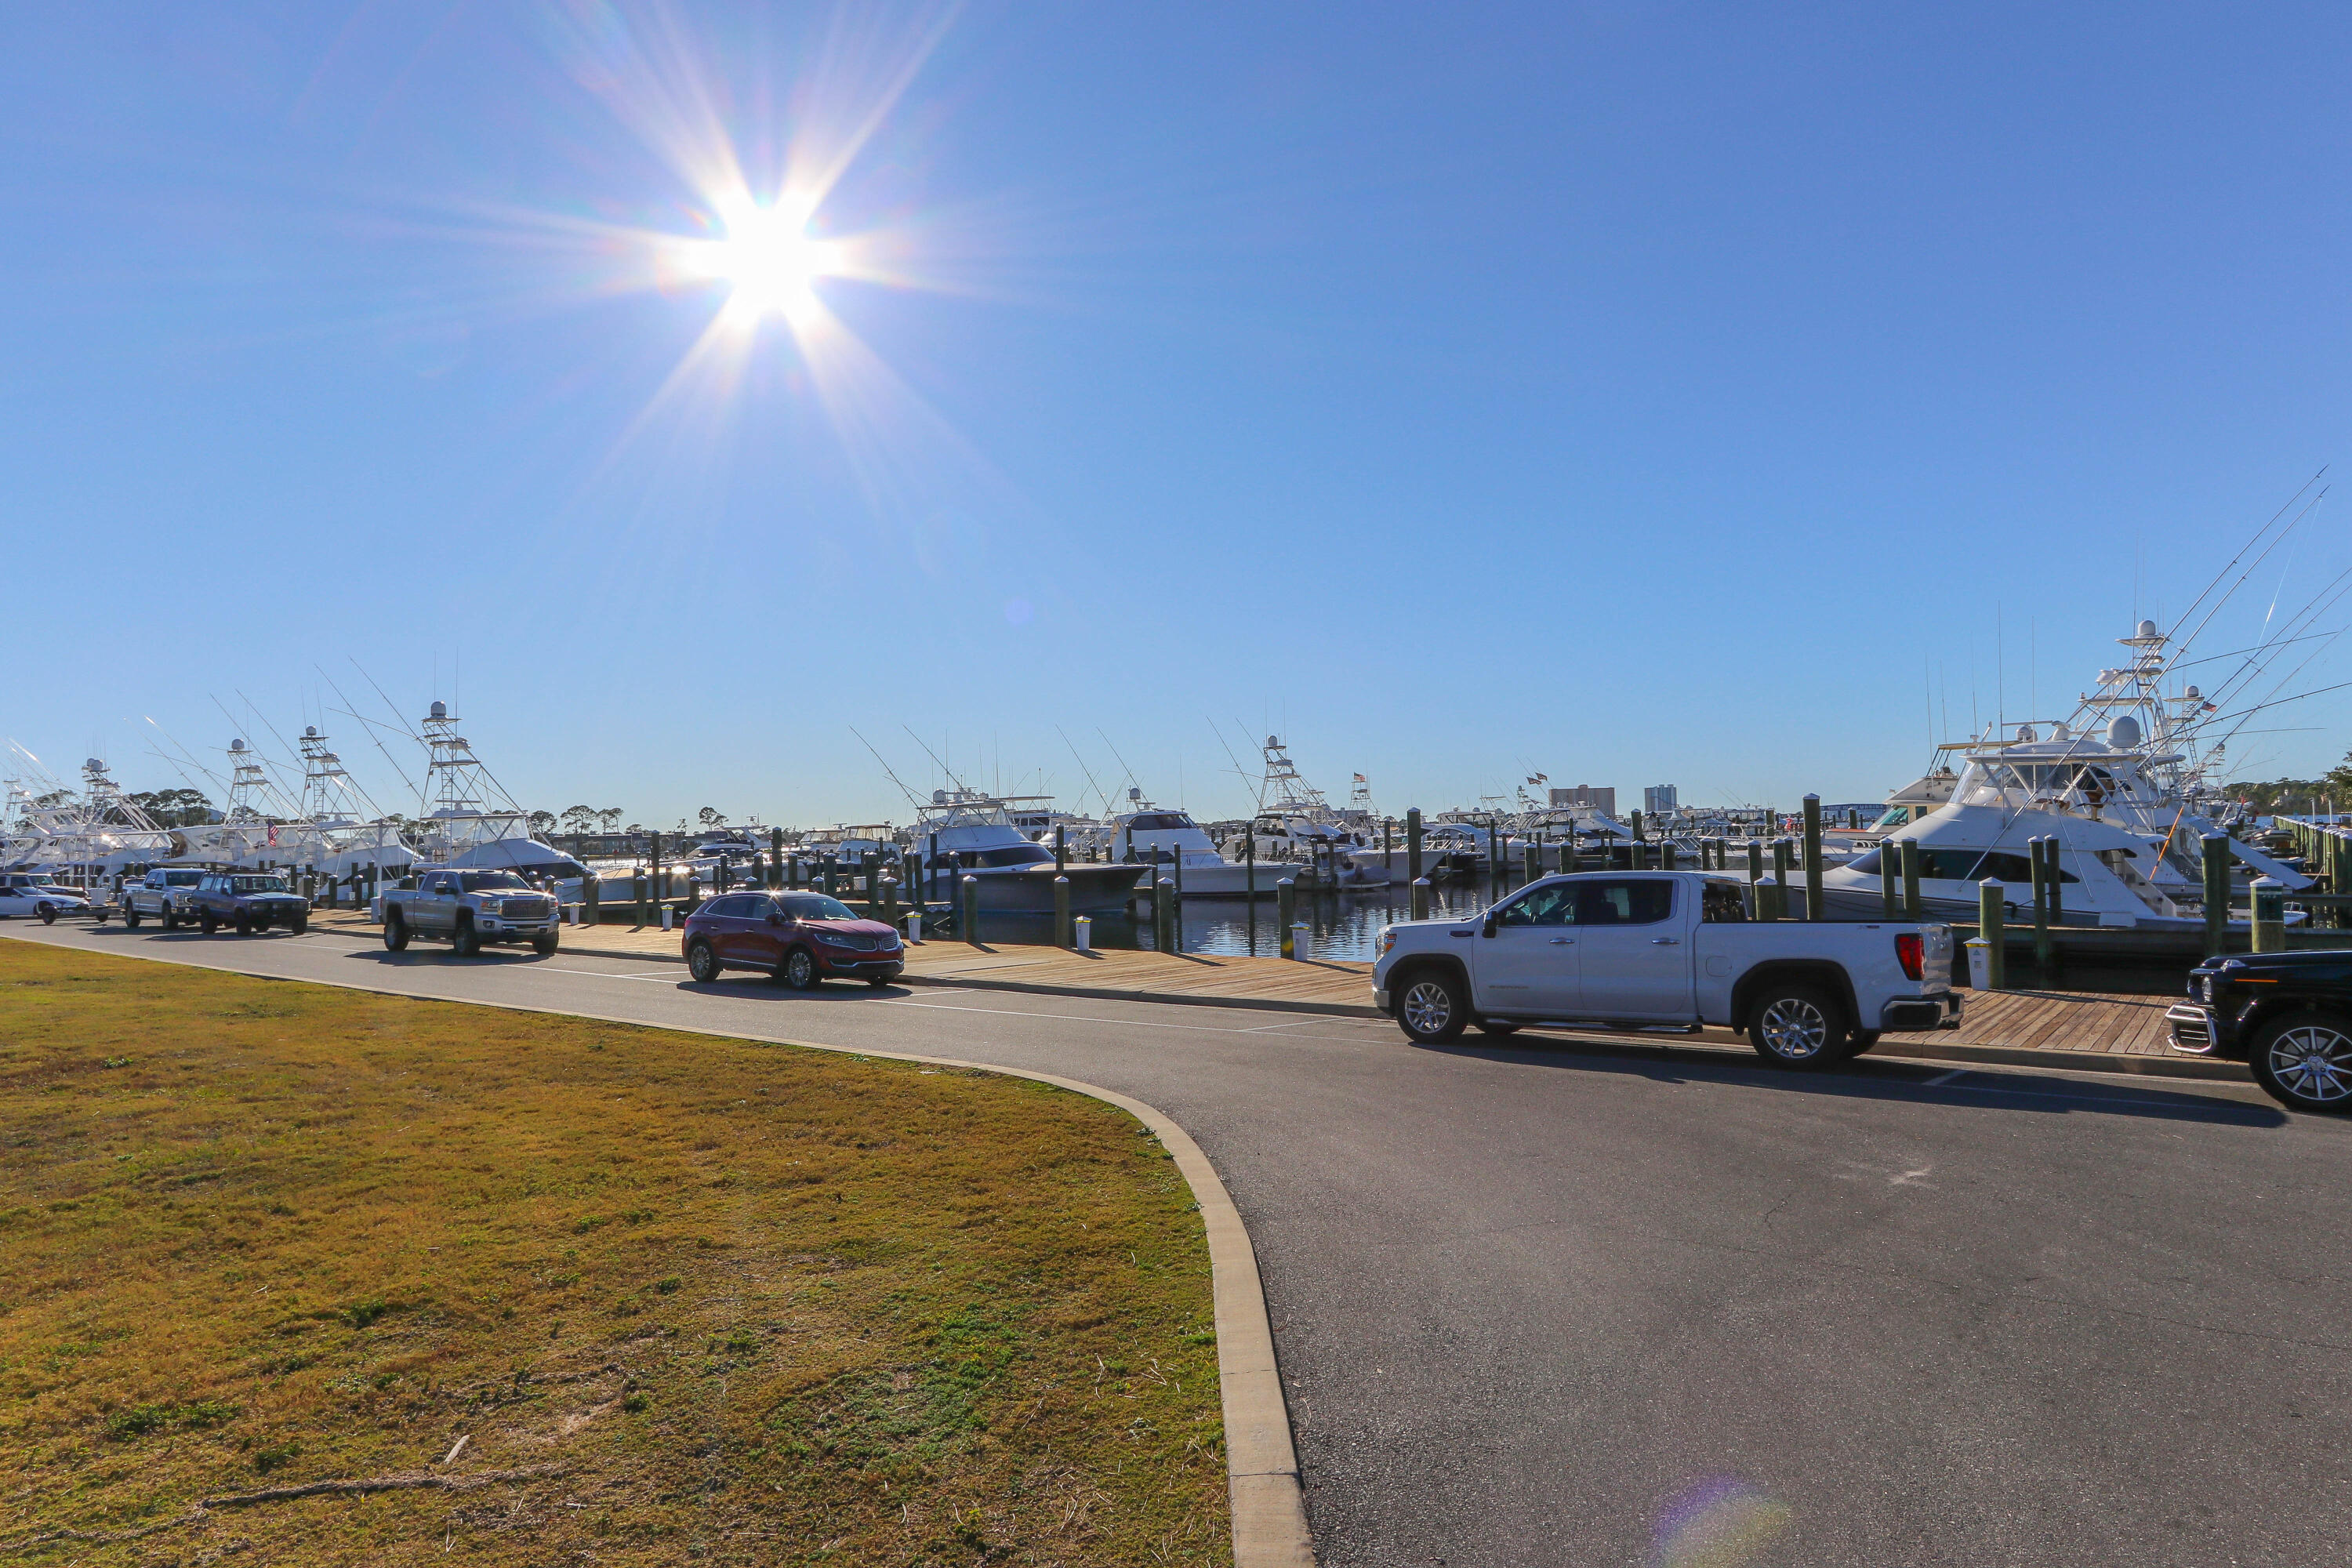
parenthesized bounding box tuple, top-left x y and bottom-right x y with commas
(1414, 1032, 2287, 1128)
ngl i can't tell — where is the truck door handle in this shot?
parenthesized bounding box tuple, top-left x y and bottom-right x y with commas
(1651, 938, 1679, 946)
(1549, 937, 1573, 945)
(1451, 931, 1473, 938)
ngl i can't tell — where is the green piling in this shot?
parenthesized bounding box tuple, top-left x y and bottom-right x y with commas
(1978, 880, 2006, 989)
(961, 874, 980, 946)
(1406, 808, 1424, 885)
(2030, 837, 2052, 977)
(1053, 873, 1071, 947)
(1879, 839, 1898, 920)
(2252, 877, 2285, 953)
(1410, 875, 1431, 920)
(770, 828, 785, 887)
(1900, 838, 1922, 920)
(2202, 833, 2231, 958)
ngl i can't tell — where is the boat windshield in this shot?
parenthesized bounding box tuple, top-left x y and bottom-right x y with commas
(1127, 812, 1196, 830)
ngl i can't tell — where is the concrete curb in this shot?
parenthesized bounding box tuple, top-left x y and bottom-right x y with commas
(0, 929, 1319, 1568)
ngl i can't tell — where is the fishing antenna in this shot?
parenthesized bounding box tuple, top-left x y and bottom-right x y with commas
(900, 725, 978, 798)
(1057, 725, 1114, 816)
(850, 728, 927, 811)
(1094, 729, 1143, 805)
(2169, 469, 2325, 651)
(1206, 720, 1259, 807)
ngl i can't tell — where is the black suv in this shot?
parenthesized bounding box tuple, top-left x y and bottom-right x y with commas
(188, 873, 311, 936)
(2171, 949, 2352, 1112)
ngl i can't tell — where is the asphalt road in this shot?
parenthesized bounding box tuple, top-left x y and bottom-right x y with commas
(8, 919, 2348, 1567)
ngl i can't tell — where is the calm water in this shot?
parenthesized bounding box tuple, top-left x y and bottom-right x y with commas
(953, 877, 1512, 960)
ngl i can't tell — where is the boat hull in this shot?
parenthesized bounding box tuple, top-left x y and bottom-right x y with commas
(919, 862, 1145, 915)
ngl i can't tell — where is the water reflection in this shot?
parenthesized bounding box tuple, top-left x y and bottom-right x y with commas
(955, 877, 1513, 962)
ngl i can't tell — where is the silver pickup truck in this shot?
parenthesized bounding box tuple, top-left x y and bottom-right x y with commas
(123, 866, 207, 929)
(380, 868, 561, 956)
(1372, 870, 1959, 1065)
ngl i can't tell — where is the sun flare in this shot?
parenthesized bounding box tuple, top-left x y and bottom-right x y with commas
(679, 198, 845, 327)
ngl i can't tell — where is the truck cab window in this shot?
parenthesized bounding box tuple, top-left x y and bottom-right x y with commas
(1700, 881, 1748, 923)
(1579, 879, 1675, 926)
(1494, 884, 1578, 927)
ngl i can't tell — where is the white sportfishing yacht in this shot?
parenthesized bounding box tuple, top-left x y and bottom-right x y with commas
(913, 790, 1145, 914)
(412, 702, 583, 885)
(1820, 619, 2312, 927)
(1105, 794, 1301, 897)
(1241, 737, 1370, 877)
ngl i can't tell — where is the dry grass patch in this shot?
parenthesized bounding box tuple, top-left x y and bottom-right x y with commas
(0, 942, 1227, 1564)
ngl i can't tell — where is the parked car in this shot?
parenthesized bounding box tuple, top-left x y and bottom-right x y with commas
(0, 882, 90, 924)
(682, 890, 906, 989)
(380, 869, 561, 956)
(187, 872, 310, 935)
(1372, 870, 1959, 1064)
(2170, 949, 2352, 1112)
(124, 866, 207, 930)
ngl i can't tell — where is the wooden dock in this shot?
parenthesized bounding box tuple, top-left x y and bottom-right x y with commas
(306, 912, 2238, 1081)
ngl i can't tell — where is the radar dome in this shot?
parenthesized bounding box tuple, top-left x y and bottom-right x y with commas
(430, 701, 448, 720)
(2016, 724, 2037, 742)
(2051, 722, 2071, 741)
(932, 789, 948, 804)
(2107, 715, 2143, 749)
(84, 757, 103, 772)
(230, 739, 247, 753)
(2137, 619, 2159, 639)
(2183, 685, 2200, 701)
(304, 725, 318, 738)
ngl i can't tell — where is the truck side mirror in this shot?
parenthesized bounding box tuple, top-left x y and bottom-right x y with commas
(1481, 915, 1497, 938)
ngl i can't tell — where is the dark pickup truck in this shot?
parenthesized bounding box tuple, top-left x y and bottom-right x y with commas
(188, 872, 311, 936)
(2171, 949, 2352, 1112)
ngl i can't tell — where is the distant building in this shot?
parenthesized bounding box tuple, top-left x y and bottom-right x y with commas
(1550, 785, 1616, 815)
(1644, 785, 1679, 815)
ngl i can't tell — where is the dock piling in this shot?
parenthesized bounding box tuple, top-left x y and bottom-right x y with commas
(1410, 875, 1432, 920)
(2252, 877, 2286, 953)
(1053, 874, 1071, 947)
(961, 875, 980, 946)
(2201, 833, 2232, 958)
(1900, 839, 1922, 920)
(1879, 839, 1897, 920)
(1406, 808, 1424, 886)
(1802, 795, 1824, 920)
(1978, 880, 2006, 989)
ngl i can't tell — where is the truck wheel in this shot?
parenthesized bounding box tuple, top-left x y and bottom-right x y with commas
(2249, 1013, 2352, 1113)
(452, 918, 481, 958)
(778, 946, 819, 991)
(233, 912, 252, 936)
(1747, 984, 1849, 1068)
(199, 911, 218, 935)
(1477, 1019, 1521, 1037)
(162, 908, 178, 931)
(383, 911, 410, 952)
(686, 939, 720, 982)
(1396, 969, 1468, 1044)
(125, 908, 143, 929)
(532, 933, 558, 956)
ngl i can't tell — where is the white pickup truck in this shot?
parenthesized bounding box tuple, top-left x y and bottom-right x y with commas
(380, 869, 561, 956)
(1372, 870, 1960, 1066)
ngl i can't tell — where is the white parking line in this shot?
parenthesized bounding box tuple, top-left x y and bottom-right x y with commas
(1926, 1068, 1969, 1086)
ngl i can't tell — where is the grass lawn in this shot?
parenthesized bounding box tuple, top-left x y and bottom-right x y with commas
(0, 941, 1229, 1565)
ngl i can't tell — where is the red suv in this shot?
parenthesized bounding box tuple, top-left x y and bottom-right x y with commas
(682, 890, 906, 989)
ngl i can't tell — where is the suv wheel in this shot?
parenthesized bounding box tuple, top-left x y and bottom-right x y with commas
(1747, 984, 1850, 1068)
(2250, 1013, 2352, 1113)
(1396, 968, 1468, 1044)
(233, 912, 252, 935)
(289, 913, 308, 935)
(199, 911, 218, 935)
(383, 910, 410, 951)
(686, 939, 720, 983)
(779, 946, 818, 990)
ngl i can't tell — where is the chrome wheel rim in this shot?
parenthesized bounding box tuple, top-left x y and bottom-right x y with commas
(2268, 1025, 2352, 1104)
(787, 951, 814, 987)
(690, 946, 715, 981)
(1402, 979, 1454, 1036)
(1759, 996, 1830, 1060)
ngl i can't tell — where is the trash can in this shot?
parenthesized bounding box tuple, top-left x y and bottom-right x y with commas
(1290, 921, 1310, 961)
(1073, 915, 1092, 953)
(1965, 937, 1991, 990)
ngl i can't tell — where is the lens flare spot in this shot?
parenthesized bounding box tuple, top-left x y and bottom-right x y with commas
(679, 195, 844, 327)
(1651, 1477, 1792, 1568)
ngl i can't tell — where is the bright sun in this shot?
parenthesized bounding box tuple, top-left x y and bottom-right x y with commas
(684, 198, 844, 328)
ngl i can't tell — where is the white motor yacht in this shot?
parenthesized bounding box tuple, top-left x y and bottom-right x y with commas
(1107, 802, 1301, 896)
(913, 790, 1145, 914)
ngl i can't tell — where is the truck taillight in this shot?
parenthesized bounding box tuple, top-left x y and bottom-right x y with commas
(1895, 932, 1925, 981)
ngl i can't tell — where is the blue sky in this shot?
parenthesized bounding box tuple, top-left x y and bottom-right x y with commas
(5, 2, 2350, 829)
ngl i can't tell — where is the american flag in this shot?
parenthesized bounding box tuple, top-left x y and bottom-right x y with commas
(1353, 773, 1367, 783)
